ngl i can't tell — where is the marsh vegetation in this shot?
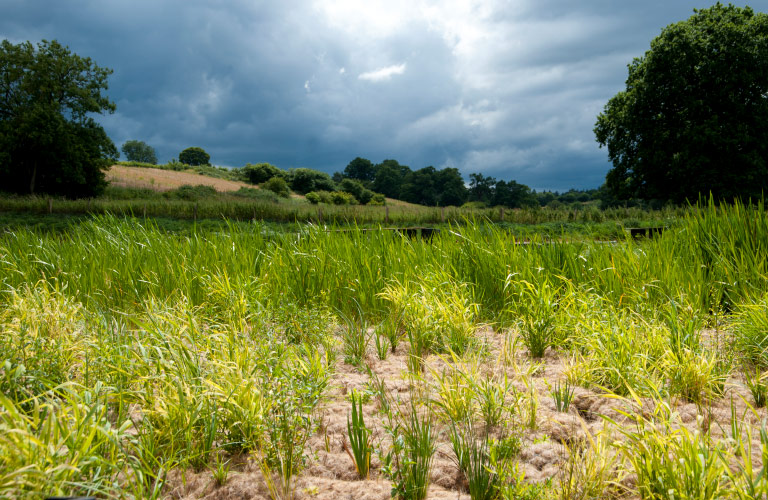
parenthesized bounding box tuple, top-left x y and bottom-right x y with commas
(2, 200, 768, 499)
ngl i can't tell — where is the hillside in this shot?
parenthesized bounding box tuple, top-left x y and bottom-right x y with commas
(106, 165, 253, 192)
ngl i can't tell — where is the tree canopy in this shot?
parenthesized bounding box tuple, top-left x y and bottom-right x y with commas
(595, 4, 768, 203)
(122, 140, 157, 164)
(179, 147, 210, 166)
(0, 39, 117, 197)
(343, 157, 376, 183)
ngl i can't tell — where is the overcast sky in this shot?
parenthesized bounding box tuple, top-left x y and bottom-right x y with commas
(2, 0, 765, 190)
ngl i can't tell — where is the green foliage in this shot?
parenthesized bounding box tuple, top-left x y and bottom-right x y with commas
(4, 200, 768, 496)
(305, 191, 321, 204)
(449, 424, 499, 500)
(178, 147, 210, 166)
(163, 184, 218, 201)
(232, 186, 279, 203)
(373, 159, 408, 198)
(0, 39, 117, 197)
(305, 190, 333, 204)
(400, 166, 469, 206)
(241, 162, 283, 184)
(382, 404, 436, 500)
(345, 390, 373, 479)
(511, 279, 562, 358)
(262, 176, 290, 198)
(550, 380, 575, 412)
(331, 191, 355, 205)
(339, 178, 374, 204)
(611, 401, 730, 500)
(343, 157, 376, 183)
(469, 173, 537, 208)
(121, 140, 157, 164)
(288, 168, 335, 194)
(595, 4, 768, 203)
(745, 370, 768, 408)
(733, 295, 768, 369)
(370, 193, 386, 205)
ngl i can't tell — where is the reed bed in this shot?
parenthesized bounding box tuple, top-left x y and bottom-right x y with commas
(0, 192, 683, 227)
(1, 199, 767, 499)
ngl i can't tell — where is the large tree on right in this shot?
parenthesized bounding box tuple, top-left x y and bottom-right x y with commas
(595, 4, 768, 204)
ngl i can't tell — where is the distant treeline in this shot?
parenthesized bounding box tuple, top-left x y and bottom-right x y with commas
(118, 157, 604, 209)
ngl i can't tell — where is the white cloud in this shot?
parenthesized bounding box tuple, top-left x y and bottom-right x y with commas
(358, 63, 407, 82)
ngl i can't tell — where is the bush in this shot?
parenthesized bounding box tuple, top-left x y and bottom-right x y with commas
(306, 191, 333, 204)
(232, 187, 279, 203)
(164, 184, 218, 201)
(339, 178, 374, 205)
(289, 168, 335, 194)
(369, 193, 386, 206)
(241, 163, 284, 184)
(331, 191, 356, 205)
(262, 176, 290, 198)
(305, 192, 321, 204)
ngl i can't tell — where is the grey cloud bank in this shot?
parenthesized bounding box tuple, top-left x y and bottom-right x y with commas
(2, 0, 762, 191)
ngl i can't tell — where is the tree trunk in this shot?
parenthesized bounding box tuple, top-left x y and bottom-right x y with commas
(29, 161, 37, 195)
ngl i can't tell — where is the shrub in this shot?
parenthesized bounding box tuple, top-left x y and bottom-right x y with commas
(164, 184, 218, 201)
(339, 178, 374, 205)
(331, 191, 356, 205)
(369, 193, 386, 205)
(241, 163, 284, 184)
(262, 176, 290, 198)
(232, 187, 279, 203)
(305, 192, 321, 204)
(288, 168, 335, 194)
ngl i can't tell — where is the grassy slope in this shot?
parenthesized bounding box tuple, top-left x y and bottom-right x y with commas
(105, 165, 256, 192)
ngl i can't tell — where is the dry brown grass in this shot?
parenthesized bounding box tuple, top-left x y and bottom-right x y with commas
(106, 165, 254, 192)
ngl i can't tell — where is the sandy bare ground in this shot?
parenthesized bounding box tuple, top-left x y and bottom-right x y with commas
(106, 165, 254, 192)
(166, 328, 766, 500)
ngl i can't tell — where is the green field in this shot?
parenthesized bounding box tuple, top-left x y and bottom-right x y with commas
(2, 200, 768, 499)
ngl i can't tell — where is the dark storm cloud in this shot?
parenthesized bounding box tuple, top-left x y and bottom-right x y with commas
(2, 0, 762, 190)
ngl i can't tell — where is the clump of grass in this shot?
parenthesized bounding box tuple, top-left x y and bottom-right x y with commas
(344, 390, 373, 479)
(475, 374, 517, 429)
(337, 305, 370, 368)
(373, 322, 390, 360)
(551, 380, 575, 413)
(381, 402, 436, 500)
(211, 455, 232, 487)
(609, 395, 730, 500)
(380, 274, 479, 363)
(733, 295, 768, 368)
(449, 423, 499, 500)
(745, 369, 768, 408)
(510, 278, 561, 358)
(557, 432, 623, 500)
(665, 347, 729, 404)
